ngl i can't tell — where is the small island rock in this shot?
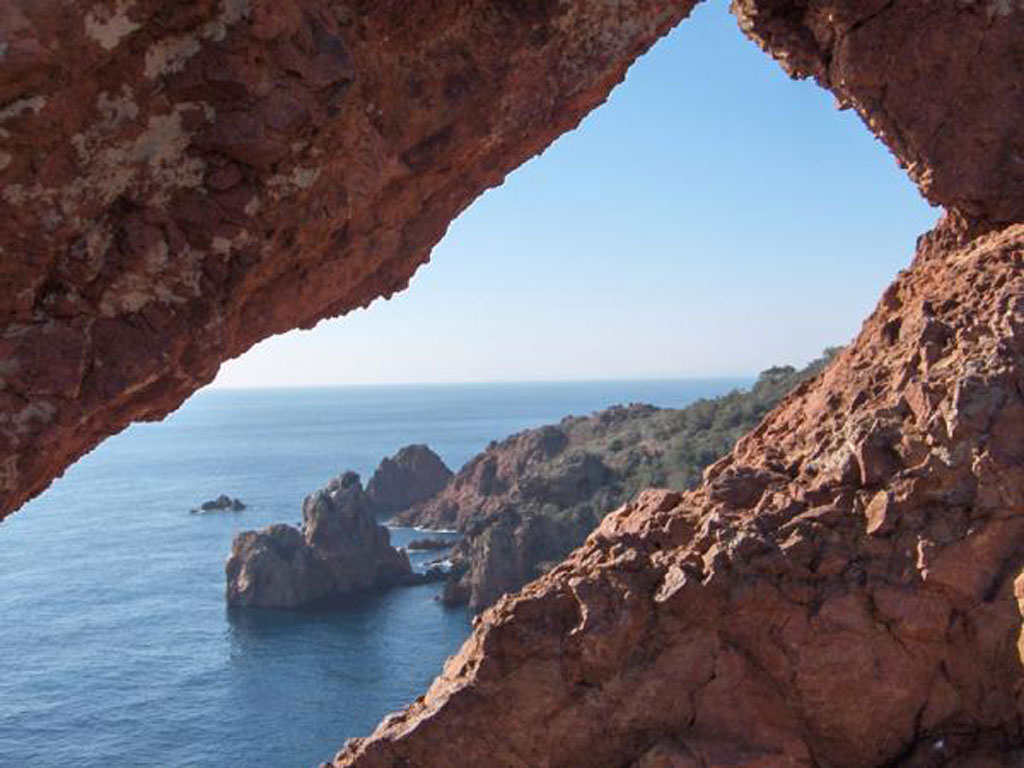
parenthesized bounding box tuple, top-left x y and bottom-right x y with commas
(191, 494, 246, 514)
(406, 538, 452, 551)
(225, 472, 411, 607)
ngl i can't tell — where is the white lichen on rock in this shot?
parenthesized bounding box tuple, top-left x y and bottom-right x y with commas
(0, 96, 47, 124)
(84, 1, 141, 51)
(144, 0, 250, 78)
(267, 166, 321, 197)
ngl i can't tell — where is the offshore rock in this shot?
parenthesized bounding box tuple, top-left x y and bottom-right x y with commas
(191, 494, 245, 513)
(365, 445, 452, 517)
(226, 471, 410, 607)
(404, 538, 451, 552)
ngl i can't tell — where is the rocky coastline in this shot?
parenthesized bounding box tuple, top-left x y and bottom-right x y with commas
(226, 446, 454, 608)
(224, 356, 829, 613)
(0, 1, 1020, 765)
(392, 357, 832, 611)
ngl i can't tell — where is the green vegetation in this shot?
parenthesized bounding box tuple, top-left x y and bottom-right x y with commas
(436, 349, 841, 609)
(544, 348, 839, 526)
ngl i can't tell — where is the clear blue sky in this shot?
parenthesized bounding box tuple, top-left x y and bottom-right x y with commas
(213, 0, 937, 388)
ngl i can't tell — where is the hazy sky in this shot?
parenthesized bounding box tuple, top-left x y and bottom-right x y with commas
(213, 0, 938, 389)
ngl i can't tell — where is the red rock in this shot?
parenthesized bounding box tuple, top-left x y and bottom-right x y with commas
(333, 223, 1024, 768)
(0, 0, 698, 519)
(364, 444, 452, 517)
(0, 2, 1022, 767)
(226, 471, 412, 607)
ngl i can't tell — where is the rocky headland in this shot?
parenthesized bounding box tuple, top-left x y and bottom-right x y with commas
(395, 357, 831, 610)
(226, 471, 412, 608)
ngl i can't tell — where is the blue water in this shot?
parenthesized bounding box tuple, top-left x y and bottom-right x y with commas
(0, 379, 748, 768)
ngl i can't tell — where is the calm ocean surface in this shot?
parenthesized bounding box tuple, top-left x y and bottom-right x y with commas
(0, 379, 748, 768)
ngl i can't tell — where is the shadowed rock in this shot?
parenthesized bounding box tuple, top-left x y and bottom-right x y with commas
(366, 445, 452, 517)
(191, 494, 245, 514)
(405, 538, 452, 552)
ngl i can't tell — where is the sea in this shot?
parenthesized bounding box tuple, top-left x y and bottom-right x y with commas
(0, 379, 749, 768)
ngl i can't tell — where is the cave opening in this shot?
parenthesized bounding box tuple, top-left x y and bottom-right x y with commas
(0, 1, 966, 766)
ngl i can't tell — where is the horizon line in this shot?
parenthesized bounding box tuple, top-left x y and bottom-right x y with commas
(205, 373, 760, 391)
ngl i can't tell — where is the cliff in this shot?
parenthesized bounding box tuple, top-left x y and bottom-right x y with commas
(397, 359, 830, 610)
(334, 220, 1024, 767)
(226, 471, 410, 608)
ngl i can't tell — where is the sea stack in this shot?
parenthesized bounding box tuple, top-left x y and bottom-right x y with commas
(226, 472, 411, 608)
(365, 444, 453, 517)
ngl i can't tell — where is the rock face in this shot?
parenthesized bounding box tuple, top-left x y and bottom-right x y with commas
(0, 2, 1022, 768)
(334, 220, 1024, 767)
(441, 507, 595, 611)
(365, 445, 452, 517)
(734, 0, 1024, 226)
(0, 0, 698, 522)
(3, 1, 1017, 526)
(226, 471, 410, 607)
(398, 360, 825, 611)
(191, 494, 245, 513)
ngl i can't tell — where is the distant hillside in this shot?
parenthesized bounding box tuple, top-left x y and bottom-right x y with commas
(396, 350, 839, 610)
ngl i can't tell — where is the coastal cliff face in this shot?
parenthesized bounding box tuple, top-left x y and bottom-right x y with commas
(399, 364, 823, 611)
(226, 471, 410, 607)
(335, 221, 1024, 767)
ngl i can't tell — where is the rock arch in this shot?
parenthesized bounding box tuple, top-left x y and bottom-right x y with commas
(1, 1, 1023, 766)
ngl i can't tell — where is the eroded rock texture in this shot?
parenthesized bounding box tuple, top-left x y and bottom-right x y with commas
(365, 444, 452, 517)
(335, 221, 1024, 767)
(395, 363, 823, 611)
(733, 0, 1024, 226)
(226, 471, 411, 607)
(2, 1, 1024, 767)
(0, 0, 695, 519)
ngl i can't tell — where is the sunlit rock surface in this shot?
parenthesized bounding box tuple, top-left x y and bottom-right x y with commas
(335, 221, 1024, 766)
(0, 0, 696, 519)
(1, 1, 1023, 767)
